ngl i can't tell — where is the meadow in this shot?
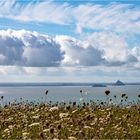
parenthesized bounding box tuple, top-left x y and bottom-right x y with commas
(0, 91, 140, 139)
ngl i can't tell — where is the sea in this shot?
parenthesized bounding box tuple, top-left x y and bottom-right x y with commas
(0, 83, 140, 105)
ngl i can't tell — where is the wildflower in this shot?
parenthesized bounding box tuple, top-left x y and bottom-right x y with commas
(45, 90, 48, 95)
(106, 108, 111, 111)
(49, 106, 59, 112)
(73, 102, 76, 106)
(3, 128, 9, 133)
(68, 136, 77, 140)
(43, 129, 49, 133)
(86, 115, 90, 120)
(22, 132, 29, 137)
(84, 126, 92, 129)
(72, 109, 78, 114)
(29, 122, 40, 127)
(57, 124, 61, 129)
(66, 106, 70, 110)
(50, 128, 54, 134)
(40, 132, 44, 138)
(121, 93, 126, 98)
(79, 98, 84, 102)
(59, 113, 69, 118)
(90, 121, 96, 126)
(100, 127, 104, 131)
(105, 90, 110, 96)
(1, 96, 4, 99)
(32, 115, 39, 119)
(8, 125, 13, 130)
(22, 132, 29, 139)
(5, 117, 13, 122)
(126, 106, 131, 109)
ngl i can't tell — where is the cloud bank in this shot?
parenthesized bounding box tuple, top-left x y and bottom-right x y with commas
(0, 29, 139, 68)
(0, 0, 140, 34)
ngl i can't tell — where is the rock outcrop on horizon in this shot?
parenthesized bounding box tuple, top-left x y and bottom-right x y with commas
(113, 80, 125, 86)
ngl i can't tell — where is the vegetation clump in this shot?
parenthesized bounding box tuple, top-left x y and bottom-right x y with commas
(0, 99, 140, 139)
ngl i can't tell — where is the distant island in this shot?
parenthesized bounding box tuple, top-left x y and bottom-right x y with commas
(92, 84, 107, 87)
(113, 80, 125, 86)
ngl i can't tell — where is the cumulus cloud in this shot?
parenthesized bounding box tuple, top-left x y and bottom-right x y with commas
(0, 31, 24, 65)
(0, 29, 63, 67)
(55, 35, 105, 66)
(84, 31, 138, 66)
(0, 29, 139, 68)
(0, 29, 106, 67)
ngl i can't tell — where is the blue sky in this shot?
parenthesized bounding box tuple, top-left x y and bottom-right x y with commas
(0, 0, 140, 82)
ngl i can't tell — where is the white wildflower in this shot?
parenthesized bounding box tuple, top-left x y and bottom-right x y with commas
(29, 122, 40, 127)
(5, 117, 13, 122)
(8, 125, 13, 130)
(43, 129, 49, 133)
(53, 138, 59, 140)
(126, 106, 131, 109)
(3, 128, 9, 133)
(106, 108, 111, 111)
(59, 113, 69, 118)
(22, 132, 29, 137)
(100, 127, 104, 131)
(32, 115, 39, 119)
(84, 126, 92, 129)
(90, 122, 96, 126)
(72, 109, 78, 114)
(68, 136, 77, 140)
(49, 106, 59, 112)
(79, 98, 84, 102)
(22, 132, 29, 140)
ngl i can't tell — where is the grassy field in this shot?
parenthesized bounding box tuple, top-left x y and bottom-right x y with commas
(0, 100, 140, 139)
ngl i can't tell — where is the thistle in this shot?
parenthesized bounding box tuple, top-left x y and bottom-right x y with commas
(1, 96, 4, 107)
(105, 90, 110, 96)
(105, 90, 110, 105)
(44, 90, 48, 104)
(121, 94, 126, 98)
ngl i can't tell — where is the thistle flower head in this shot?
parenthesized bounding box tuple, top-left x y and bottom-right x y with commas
(105, 90, 110, 96)
(45, 90, 48, 95)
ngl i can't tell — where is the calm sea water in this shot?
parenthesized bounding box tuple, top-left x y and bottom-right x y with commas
(0, 85, 140, 104)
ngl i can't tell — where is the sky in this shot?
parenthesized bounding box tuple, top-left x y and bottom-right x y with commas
(0, 0, 140, 83)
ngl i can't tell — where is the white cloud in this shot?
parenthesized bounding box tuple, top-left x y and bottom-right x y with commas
(86, 32, 128, 61)
(0, 29, 106, 67)
(73, 3, 140, 34)
(55, 35, 105, 66)
(0, 29, 139, 68)
(0, 0, 72, 25)
(1, 65, 140, 83)
(1, 0, 140, 36)
(0, 1, 140, 82)
(0, 29, 63, 67)
(84, 31, 139, 66)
